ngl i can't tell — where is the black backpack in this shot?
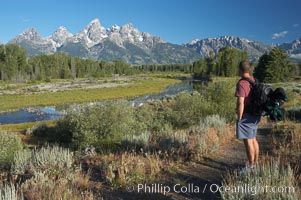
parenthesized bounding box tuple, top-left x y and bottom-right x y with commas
(240, 78, 274, 115)
(265, 87, 288, 121)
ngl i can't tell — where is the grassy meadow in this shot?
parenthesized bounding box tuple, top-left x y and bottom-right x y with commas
(0, 76, 180, 111)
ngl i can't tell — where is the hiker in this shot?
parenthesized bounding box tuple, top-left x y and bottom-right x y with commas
(235, 60, 261, 172)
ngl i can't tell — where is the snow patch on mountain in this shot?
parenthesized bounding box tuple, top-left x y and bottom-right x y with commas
(71, 18, 108, 47)
(9, 18, 300, 64)
(10, 18, 165, 51)
(8, 18, 190, 64)
(48, 26, 73, 48)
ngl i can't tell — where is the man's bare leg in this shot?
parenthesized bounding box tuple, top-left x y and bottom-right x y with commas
(243, 139, 250, 162)
(243, 139, 255, 167)
(253, 138, 259, 164)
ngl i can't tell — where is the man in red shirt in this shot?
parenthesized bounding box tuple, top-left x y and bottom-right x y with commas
(235, 60, 261, 173)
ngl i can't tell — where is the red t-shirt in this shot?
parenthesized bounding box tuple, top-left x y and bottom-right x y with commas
(235, 77, 255, 110)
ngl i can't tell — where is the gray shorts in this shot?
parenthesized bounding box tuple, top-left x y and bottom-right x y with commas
(236, 115, 261, 139)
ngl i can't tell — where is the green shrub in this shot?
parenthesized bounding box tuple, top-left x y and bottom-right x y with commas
(32, 145, 73, 170)
(286, 105, 301, 120)
(170, 92, 213, 127)
(32, 123, 49, 137)
(202, 115, 226, 133)
(11, 150, 31, 175)
(29, 123, 58, 143)
(0, 131, 23, 164)
(44, 77, 51, 83)
(57, 101, 146, 149)
(12, 145, 73, 175)
(55, 101, 167, 150)
(221, 158, 299, 200)
(158, 130, 188, 151)
(0, 183, 23, 200)
(190, 115, 226, 134)
(134, 106, 156, 131)
(43, 83, 233, 153)
(197, 81, 236, 123)
(193, 129, 213, 154)
(151, 108, 174, 133)
(122, 131, 151, 149)
(190, 123, 208, 135)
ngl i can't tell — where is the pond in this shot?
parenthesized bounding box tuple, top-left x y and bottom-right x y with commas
(0, 79, 198, 125)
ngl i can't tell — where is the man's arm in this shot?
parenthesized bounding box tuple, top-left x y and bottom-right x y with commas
(237, 97, 245, 120)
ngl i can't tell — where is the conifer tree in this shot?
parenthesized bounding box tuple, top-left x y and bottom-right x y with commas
(254, 48, 293, 83)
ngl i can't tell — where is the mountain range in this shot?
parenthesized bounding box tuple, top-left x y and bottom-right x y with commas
(184, 36, 272, 60)
(7, 18, 301, 64)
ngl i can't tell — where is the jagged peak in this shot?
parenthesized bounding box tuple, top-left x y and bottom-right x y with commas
(81, 18, 106, 34)
(22, 27, 39, 34)
(110, 24, 120, 31)
(17, 28, 41, 41)
(187, 39, 200, 45)
(89, 18, 100, 24)
(122, 23, 135, 29)
(187, 36, 253, 44)
(50, 26, 73, 41)
(52, 26, 72, 35)
(85, 18, 102, 30)
(56, 26, 68, 31)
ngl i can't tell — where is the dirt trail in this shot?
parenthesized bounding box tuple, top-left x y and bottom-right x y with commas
(167, 126, 273, 200)
(104, 127, 271, 200)
(102, 126, 273, 200)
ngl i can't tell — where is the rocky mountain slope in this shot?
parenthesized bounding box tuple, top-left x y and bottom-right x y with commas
(185, 36, 272, 60)
(9, 19, 201, 64)
(8, 18, 301, 63)
(278, 38, 301, 60)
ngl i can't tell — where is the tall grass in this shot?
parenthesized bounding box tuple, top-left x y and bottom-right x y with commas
(221, 158, 299, 200)
(10, 145, 95, 200)
(0, 183, 23, 200)
(122, 131, 151, 148)
(99, 152, 167, 186)
(271, 121, 301, 165)
(21, 170, 94, 200)
(191, 115, 227, 134)
(285, 105, 301, 120)
(12, 145, 73, 175)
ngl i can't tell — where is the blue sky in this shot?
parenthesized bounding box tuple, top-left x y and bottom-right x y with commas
(0, 0, 300, 44)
